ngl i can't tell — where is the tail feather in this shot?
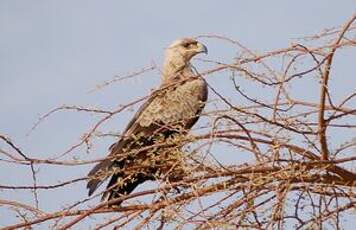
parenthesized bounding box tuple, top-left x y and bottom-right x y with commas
(87, 159, 114, 196)
(102, 173, 146, 206)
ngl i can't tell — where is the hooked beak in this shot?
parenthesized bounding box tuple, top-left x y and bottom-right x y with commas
(196, 42, 208, 54)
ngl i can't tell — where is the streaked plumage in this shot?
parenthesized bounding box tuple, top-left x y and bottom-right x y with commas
(87, 38, 208, 205)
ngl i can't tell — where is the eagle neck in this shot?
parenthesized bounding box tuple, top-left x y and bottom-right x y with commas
(161, 59, 193, 85)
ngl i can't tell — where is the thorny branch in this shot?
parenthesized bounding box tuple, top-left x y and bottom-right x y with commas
(318, 14, 356, 161)
(1, 14, 356, 229)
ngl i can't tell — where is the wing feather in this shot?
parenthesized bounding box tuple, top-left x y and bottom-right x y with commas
(87, 78, 207, 196)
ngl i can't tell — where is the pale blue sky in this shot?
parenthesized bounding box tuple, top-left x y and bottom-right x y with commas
(0, 1, 355, 229)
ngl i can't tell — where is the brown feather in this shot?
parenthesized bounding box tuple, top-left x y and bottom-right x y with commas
(86, 38, 208, 205)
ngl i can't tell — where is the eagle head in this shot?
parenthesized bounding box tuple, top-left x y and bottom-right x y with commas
(162, 38, 207, 85)
(167, 38, 208, 61)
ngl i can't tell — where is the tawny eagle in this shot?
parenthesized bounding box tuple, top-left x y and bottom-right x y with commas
(87, 38, 208, 205)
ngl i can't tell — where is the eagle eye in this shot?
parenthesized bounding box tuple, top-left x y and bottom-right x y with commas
(182, 42, 190, 48)
(182, 41, 197, 49)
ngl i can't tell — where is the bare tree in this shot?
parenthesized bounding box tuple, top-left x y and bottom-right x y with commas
(1, 14, 355, 230)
